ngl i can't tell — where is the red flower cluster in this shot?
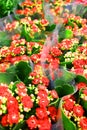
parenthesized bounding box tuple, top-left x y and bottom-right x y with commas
(62, 81, 87, 130)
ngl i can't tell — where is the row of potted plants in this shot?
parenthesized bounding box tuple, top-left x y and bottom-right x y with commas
(0, 0, 87, 130)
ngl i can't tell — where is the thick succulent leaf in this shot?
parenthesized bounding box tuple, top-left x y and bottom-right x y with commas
(46, 24, 56, 32)
(0, 31, 11, 47)
(6, 64, 16, 74)
(54, 68, 76, 84)
(55, 84, 75, 97)
(62, 109, 77, 130)
(0, 72, 17, 84)
(15, 61, 32, 83)
(6, 61, 32, 84)
(33, 32, 46, 41)
(75, 75, 87, 84)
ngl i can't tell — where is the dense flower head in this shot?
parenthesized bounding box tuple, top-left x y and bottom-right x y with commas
(76, 82, 87, 90)
(26, 115, 38, 129)
(36, 107, 48, 119)
(80, 117, 87, 130)
(63, 98, 75, 111)
(48, 106, 58, 122)
(73, 105, 84, 117)
(38, 117, 51, 130)
(21, 95, 33, 111)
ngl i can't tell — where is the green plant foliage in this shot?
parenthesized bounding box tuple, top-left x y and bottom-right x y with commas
(12, 121, 26, 130)
(0, 31, 11, 47)
(7, 61, 32, 84)
(0, 72, 17, 84)
(75, 75, 87, 84)
(62, 109, 77, 130)
(55, 83, 75, 97)
(0, 0, 24, 18)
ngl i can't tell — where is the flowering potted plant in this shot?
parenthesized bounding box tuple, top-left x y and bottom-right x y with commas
(0, 0, 87, 130)
(61, 75, 87, 130)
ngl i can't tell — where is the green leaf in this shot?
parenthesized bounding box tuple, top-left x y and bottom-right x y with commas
(0, 72, 17, 84)
(0, 125, 7, 130)
(21, 25, 32, 42)
(13, 120, 26, 130)
(34, 32, 46, 41)
(0, 0, 24, 18)
(49, 98, 60, 108)
(6, 64, 16, 74)
(80, 98, 87, 111)
(0, 31, 11, 47)
(55, 84, 75, 97)
(31, 13, 42, 20)
(60, 61, 72, 69)
(61, 69, 76, 82)
(75, 75, 87, 84)
(32, 46, 40, 54)
(68, 20, 74, 28)
(64, 29, 73, 39)
(6, 61, 32, 84)
(46, 24, 56, 32)
(62, 108, 77, 130)
(16, 61, 32, 83)
(54, 69, 76, 97)
(54, 68, 76, 83)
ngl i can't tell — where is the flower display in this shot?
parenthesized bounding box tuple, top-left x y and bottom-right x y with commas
(0, 0, 87, 130)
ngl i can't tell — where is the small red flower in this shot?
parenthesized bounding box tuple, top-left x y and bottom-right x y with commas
(83, 88, 87, 95)
(1, 115, 8, 126)
(50, 90, 58, 99)
(63, 99, 75, 111)
(12, 34, 20, 40)
(11, 46, 26, 56)
(16, 82, 26, 90)
(39, 97, 49, 108)
(16, 82, 27, 96)
(7, 97, 19, 113)
(40, 19, 49, 26)
(30, 54, 40, 63)
(50, 58, 60, 70)
(32, 77, 40, 85)
(80, 117, 87, 130)
(21, 95, 33, 110)
(38, 118, 51, 130)
(38, 90, 48, 98)
(73, 105, 84, 117)
(41, 76, 49, 86)
(10, 56, 21, 64)
(36, 107, 48, 119)
(37, 84, 47, 90)
(73, 59, 85, 69)
(29, 71, 37, 77)
(26, 116, 38, 129)
(48, 106, 57, 121)
(76, 82, 87, 90)
(8, 112, 19, 125)
(50, 46, 62, 57)
(72, 68, 84, 75)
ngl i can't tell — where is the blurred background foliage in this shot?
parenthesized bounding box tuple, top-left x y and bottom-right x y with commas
(0, 0, 24, 18)
(0, 0, 87, 19)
